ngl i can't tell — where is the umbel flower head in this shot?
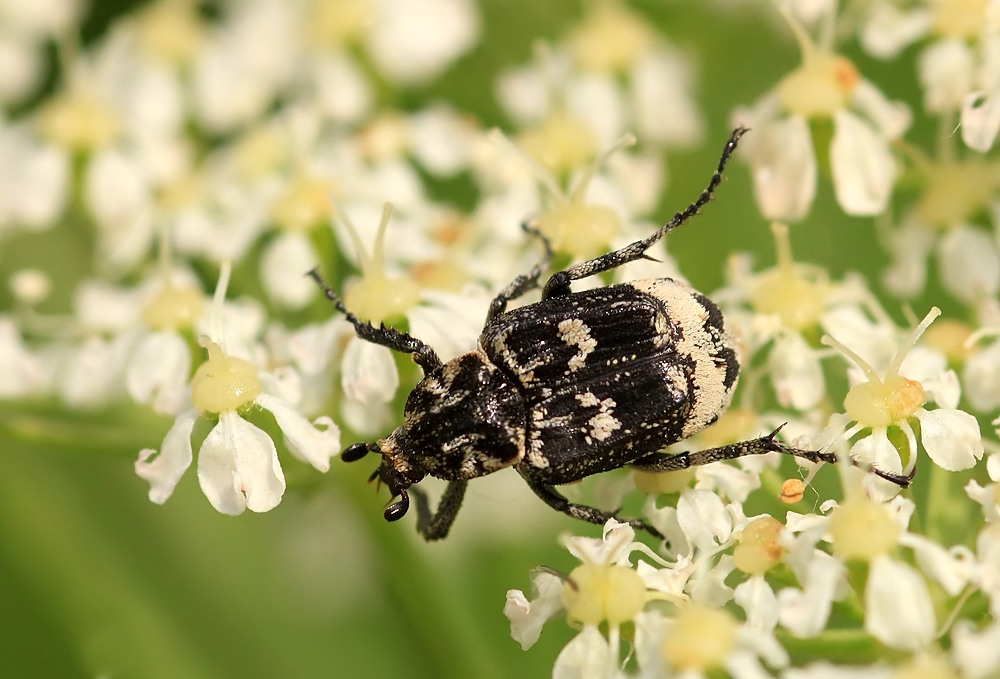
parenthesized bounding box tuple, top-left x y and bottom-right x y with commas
(135, 261, 340, 514)
(734, 3, 911, 220)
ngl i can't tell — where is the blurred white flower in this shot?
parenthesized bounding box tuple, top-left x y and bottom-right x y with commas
(733, 6, 910, 220)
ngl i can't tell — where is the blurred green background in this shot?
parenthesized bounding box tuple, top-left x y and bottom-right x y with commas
(0, 1, 944, 677)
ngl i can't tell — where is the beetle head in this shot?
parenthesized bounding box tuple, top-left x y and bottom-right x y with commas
(341, 434, 425, 522)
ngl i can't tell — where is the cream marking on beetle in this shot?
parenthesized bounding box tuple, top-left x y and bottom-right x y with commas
(575, 391, 600, 407)
(629, 279, 736, 437)
(588, 396, 621, 442)
(557, 318, 597, 372)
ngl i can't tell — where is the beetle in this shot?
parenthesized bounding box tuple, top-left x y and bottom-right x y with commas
(310, 128, 908, 540)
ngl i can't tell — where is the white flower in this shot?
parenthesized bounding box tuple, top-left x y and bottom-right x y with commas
(733, 7, 910, 219)
(821, 307, 983, 495)
(135, 263, 339, 514)
(864, 556, 936, 650)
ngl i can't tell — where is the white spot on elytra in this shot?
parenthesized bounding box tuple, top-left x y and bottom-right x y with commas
(557, 318, 597, 372)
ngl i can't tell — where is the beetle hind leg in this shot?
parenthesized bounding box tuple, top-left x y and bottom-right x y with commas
(629, 426, 911, 487)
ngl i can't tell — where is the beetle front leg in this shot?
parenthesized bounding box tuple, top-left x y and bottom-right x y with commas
(520, 474, 665, 540)
(486, 222, 555, 322)
(411, 480, 469, 541)
(542, 128, 747, 299)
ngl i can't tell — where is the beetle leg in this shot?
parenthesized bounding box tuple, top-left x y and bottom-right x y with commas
(486, 222, 555, 322)
(411, 480, 469, 541)
(542, 127, 747, 299)
(308, 268, 443, 373)
(520, 473, 665, 540)
(629, 426, 911, 487)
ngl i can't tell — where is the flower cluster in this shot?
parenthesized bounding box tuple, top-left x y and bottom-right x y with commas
(1, 0, 999, 675)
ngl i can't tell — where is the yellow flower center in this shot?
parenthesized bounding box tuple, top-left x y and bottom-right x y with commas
(824, 307, 939, 429)
(733, 516, 786, 575)
(777, 53, 859, 118)
(828, 495, 900, 561)
(562, 562, 647, 626)
(844, 375, 925, 429)
(535, 202, 620, 260)
(232, 125, 285, 182)
(567, 1, 656, 73)
(894, 651, 959, 679)
(340, 203, 421, 324)
(271, 174, 333, 231)
(190, 340, 261, 414)
(37, 89, 119, 152)
(304, 0, 371, 47)
(932, 0, 986, 40)
(517, 112, 597, 178)
(135, 0, 205, 65)
(916, 160, 997, 228)
(922, 319, 972, 363)
(660, 605, 739, 671)
(141, 286, 204, 330)
(750, 223, 828, 331)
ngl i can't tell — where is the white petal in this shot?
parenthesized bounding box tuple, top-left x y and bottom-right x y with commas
(850, 430, 904, 500)
(865, 556, 935, 650)
(197, 411, 286, 515)
(126, 331, 191, 415)
(257, 392, 339, 472)
(630, 48, 703, 147)
(0, 316, 42, 398)
(859, 5, 931, 59)
(830, 110, 896, 216)
(768, 333, 824, 411)
(365, 0, 480, 84)
(744, 113, 817, 221)
(777, 551, 845, 637)
(880, 216, 934, 299)
(503, 572, 564, 651)
(408, 105, 474, 176)
(899, 533, 973, 596)
(553, 626, 620, 679)
(676, 489, 733, 551)
(937, 223, 1000, 304)
(918, 39, 975, 114)
(566, 73, 624, 150)
(852, 79, 912, 139)
(952, 620, 1000, 679)
(964, 340, 1000, 412)
(340, 338, 399, 404)
(135, 408, 197, 504)
(689, 554, 736, 608)
(915, 408, 984, 471)
(734, 576, 780, 631)
(965, 480, 1000, 523)
(962, 91, 1000, 152)
(259, 231, 318, 310)
(313, 54, 372, 124)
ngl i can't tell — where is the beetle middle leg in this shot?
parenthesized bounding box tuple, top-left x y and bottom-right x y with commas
(410, 480, 469, 541)
(519, 472, 665, 540)
(542, 127, 747, 299)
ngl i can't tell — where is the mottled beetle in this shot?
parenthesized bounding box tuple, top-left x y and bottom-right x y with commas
(310, 128, 908, 540)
